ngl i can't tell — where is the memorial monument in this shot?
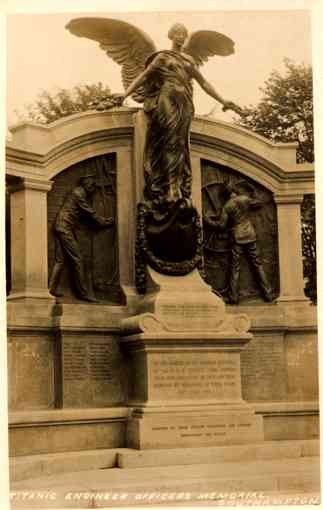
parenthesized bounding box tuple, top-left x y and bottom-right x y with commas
(65, 17, 264, 450)
(6, 14, 318, 495)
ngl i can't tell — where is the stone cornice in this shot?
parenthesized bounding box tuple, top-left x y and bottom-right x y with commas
(6, 110, 315, 192)
(193, 135, 314, 184)
(7, 176, 53, 193)
(6, 129, 133, 176)
(9, 407, 129, 426)
(274, 193, 305, 204)
(7, 108, 137, 152)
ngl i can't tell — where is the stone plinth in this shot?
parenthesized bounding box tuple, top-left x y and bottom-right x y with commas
(133, 267, 251, 333)
(120, 332, 263, 449)
(121, 268, 263, 449)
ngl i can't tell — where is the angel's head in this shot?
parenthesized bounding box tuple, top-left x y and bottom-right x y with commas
(168, 23, 188, 49)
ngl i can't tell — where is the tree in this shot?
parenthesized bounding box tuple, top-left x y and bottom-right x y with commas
(18, 82, 113, 124)
(236, 59, 316, 303)
(301, 194, 316, 304)
(237, 59, 313, 163)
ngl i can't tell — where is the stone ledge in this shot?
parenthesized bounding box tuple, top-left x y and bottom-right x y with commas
(128, 402, 249, 412)
(228, 302, 317, 330)
(10, 440, 319, 483)
(254, 402, 319, 441)
(10, 448, 130, 482)
(9, 407, 129, 427)
(10, 456, 320, 505)
(7, 302, 129, 331)
(117, 439, 319, 469)
(119, 333, 253, 359)
(253, 401, 319, 416)
(7, 300, 317, 331)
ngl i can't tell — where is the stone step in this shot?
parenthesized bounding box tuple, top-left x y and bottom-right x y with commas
(10, 448, 129, 482)
(10, 456, 320, 508)
(10, 439, 319, 482)
(117, 439, 319, 468)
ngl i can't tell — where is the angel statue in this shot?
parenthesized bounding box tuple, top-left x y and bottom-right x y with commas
(66, 18, 242, 291)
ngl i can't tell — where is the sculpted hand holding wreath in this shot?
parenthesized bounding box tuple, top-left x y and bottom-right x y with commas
(66, 18, 241, 289)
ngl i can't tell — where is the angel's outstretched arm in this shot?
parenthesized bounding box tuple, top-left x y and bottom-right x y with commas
(124, 75, 145, 99)
(124, 69, 148, 99)
(191, 66, 226, 104)
(191, 66, 242, 115)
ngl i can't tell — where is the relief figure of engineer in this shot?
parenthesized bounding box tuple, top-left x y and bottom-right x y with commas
(49, 175, 113, 302)
(205, 184, 273, 304)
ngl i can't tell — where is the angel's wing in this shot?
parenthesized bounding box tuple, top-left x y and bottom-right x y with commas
(66, 17, 157, 102)
(183, 30, 235, 66)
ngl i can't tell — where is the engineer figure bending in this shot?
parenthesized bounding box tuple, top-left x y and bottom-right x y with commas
(49, 174, 113, 302)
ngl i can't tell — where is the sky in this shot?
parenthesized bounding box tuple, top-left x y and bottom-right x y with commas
(6, 9, 312, 126)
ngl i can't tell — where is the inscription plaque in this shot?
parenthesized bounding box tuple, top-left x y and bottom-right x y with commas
(149, 352, 241, 402)
(61, 335, 126, 407)
(63, 342, 87, 381)
(240, 334, 287, 401)
(157, 300, 224, 331)
(89, 341, 113, 381)
(8, 336, 55, 410)
(160, 303, 220, 318)
(128, 411, 263, 449)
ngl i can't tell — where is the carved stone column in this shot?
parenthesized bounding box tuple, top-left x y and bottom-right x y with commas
(274, 193, 308, 302)
(117, 148, 136, 301)
(133, 110, 147, 204)
(8, 177, 54, 301)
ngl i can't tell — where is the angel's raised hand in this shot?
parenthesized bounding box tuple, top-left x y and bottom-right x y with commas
(111, 93, 126, 106)
(222, 101, 243, 116)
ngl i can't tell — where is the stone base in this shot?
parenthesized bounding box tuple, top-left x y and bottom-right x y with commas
(9, 408, 128, 456)
(10, 452, 320, 508)
(117, 439, 319, 468)
(126, 405, 263, 449)
(121, 268, 262, 450)
(254, 402, 320, 441)
(7, 288, 55, 302)
(10, 440, 319, 482)
(10, 448, 130, 483)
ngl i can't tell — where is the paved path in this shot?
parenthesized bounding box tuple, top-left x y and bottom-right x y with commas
(10, 456, 320, 508)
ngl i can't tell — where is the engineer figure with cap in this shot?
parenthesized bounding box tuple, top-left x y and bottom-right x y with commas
(49, 174, 113, 302)
(205, 183, 273, 305)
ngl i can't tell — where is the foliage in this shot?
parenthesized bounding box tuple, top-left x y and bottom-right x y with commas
(236, 59, 316, 303)
(237, 59, 313, 163)
(302, 194, 317, 304)
(19, 82, 112, 124)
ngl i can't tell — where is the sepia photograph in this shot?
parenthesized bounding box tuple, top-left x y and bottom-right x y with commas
(2, 0, 321, 508)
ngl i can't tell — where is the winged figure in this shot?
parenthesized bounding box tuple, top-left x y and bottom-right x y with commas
(66, 17, 241, 209)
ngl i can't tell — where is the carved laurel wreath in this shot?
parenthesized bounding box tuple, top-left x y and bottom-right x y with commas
(135, 202, 204, 294)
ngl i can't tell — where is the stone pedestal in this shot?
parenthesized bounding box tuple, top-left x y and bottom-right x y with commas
(121, 268, 263, 449)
